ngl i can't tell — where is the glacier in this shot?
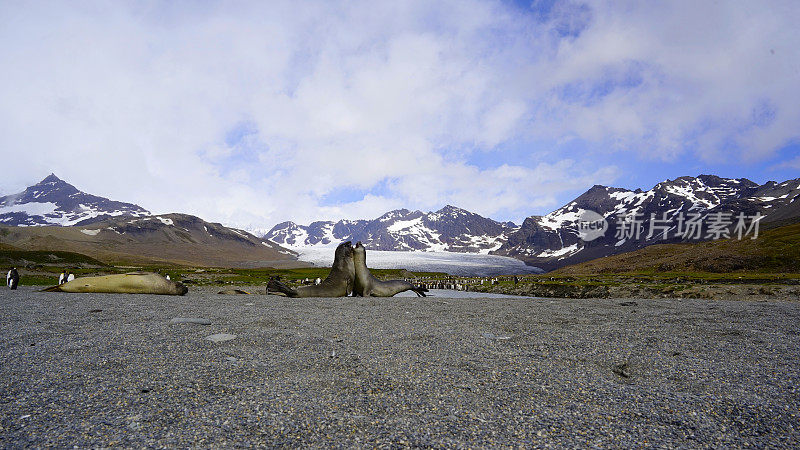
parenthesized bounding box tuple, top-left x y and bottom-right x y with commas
(295, 247, 543, 276)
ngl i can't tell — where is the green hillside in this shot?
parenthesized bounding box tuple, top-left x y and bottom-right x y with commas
(556, 222, 800, 275)
(0, 248, 107, 267)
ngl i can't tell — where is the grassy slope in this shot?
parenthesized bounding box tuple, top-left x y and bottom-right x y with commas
(0, 248, 107, 267)
(466, 223, 800, 298)
(555, 222, 800, 275)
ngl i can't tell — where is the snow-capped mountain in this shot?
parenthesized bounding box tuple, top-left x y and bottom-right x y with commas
(9, 173, 797, 272)
(2, 212, 298, 268)
(0, 174, 298, 267)
(265, 205, 518, 253)
(493, 175, 800, 270)
(0, 174, 150, 226)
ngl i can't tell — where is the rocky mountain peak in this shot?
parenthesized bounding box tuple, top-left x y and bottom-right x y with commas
(377, 209, 414, 222)
(437, 204, 465, 213)
(265, 205, 517, 253)
(0, 174, 150, 226)
(18, 174, 80, 202)
(696, 174, 757, 187)
(493, 174, 800, 271)
(429, 205, 472, 221)
(40, 173, 67, 184)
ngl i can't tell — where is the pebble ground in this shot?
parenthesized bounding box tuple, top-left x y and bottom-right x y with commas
(1, 286, 799, 447)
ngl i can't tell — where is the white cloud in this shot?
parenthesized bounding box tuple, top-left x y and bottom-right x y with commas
(772, 155, 800, 171)
(0, 0, 797, 230)
(530, 1, 800, 161)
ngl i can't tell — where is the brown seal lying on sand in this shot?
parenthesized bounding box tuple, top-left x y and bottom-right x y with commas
(352, 242, 428, 297)
(267, 241, 355, 297)
(43, 272, 188, 296)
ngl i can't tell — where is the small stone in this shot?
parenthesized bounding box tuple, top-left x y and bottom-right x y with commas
(482, 332, 512, 340)
(170, 317, 212, 325)
(613, 362, 631, 378)
(206, 333, 237, 343)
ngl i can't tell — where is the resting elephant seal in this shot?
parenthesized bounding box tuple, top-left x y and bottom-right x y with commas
(267, 241, 355, 298)
(43, 272, 188, 296)
(352, 242, 427, 297)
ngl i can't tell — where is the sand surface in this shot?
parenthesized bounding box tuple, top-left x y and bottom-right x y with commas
(1, 286, 799, 447)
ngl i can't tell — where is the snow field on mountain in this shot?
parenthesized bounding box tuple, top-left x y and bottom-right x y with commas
(0, 202, 58, 217)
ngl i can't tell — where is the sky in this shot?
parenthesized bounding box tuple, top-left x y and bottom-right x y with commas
(1, 0, 798, 230)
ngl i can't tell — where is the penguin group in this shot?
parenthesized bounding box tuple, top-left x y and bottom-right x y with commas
(58, 270, 75, 285)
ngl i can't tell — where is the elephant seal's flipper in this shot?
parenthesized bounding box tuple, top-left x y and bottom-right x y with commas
(42, 285, 64, 292)
(412, 286, 428, 297)
(267, 279, 299, 297)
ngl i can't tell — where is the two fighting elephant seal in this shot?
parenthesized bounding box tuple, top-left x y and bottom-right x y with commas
(43, 272, 188, 296)
(352, 242, 427, 297)
(267, 241, 355, 298)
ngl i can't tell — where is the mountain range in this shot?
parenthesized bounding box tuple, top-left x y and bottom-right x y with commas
(266, 174, 800, 270)
(492, 175, 800, 270)
(266, 205, 518, 253)
(2, 173, 798, 271)
(0, 175, 297, 268)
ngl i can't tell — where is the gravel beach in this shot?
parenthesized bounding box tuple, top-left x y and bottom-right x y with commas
(2, 286, 799, 447)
